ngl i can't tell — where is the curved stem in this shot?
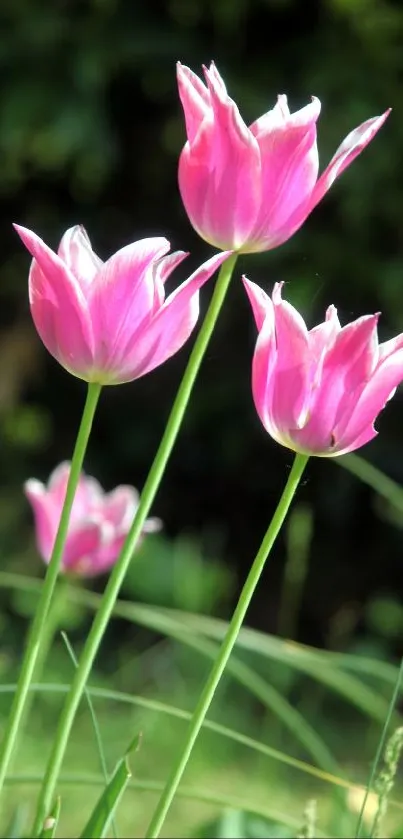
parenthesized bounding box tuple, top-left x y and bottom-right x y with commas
(0, 382, 101, 800)
(145, 452, 309, 838)
(32, 253, 238, 835)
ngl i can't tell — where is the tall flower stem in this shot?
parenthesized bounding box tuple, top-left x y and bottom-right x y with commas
(32, 253, 238, 835)
(0, 381, 102, 798)
(15, 582, 67, 760)
(145, 451, 309, 839)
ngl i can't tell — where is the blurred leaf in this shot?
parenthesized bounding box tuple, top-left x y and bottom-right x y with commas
(194, 808, 292, 838)
(124, 533, 234, 614)
(365, 597, 403, 640)
(4, 802, 29, 838)
(79, 736, 139, 838)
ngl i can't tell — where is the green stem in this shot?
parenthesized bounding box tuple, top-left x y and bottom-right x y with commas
(0, 382, 101, 801)
(15, 583, 66, 761)
(145, 451, 309, 839)
(32, 253, 238, 835)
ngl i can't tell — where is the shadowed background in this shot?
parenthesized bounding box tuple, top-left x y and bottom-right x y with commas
(1, 0, 403, 835)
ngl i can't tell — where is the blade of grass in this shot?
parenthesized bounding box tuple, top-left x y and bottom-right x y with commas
(80, 736, 139, 838)
(4, 803, 29, 838)
(336, 454, 403, 512)
(61, 632, 117, 839)
(354, 658, 403, 838)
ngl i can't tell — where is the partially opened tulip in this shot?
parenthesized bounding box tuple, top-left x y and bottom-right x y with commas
(244, 279, 403, 456)
(177, 62, 390, 253)
(25, 462, 161, 575)
(14, 224, 229, 384)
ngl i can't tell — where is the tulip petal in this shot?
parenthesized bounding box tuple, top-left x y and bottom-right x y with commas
(177, 62, 211, 143)
(270, 284, 311, 430)
(14, 224, 95, 375)
(378, 332, 403, 362)
(178, 66, 262, 250)
(90, 237, 170, 376)
(62, 521, 105, 572)
(333, 348, 403, 450)
(249, 94, 291, 137)
(24, 479, 57, 562)
(291, 315, 379, 452)
(152, 250, 188, 308)
(308, 305, 341, 363)
(115, 251, 231, 381)
(242, 277, 271, 331)
(250, 103, 320, 248)
(309, 110, 391, 211)
(57, 226, 103, 289)
(250, 303, 277, 434)
(103, 485, 140, 530)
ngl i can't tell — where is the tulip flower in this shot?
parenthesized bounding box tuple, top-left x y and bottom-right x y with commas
(243, 279, 403, 456)
(14, 224, 229, 384)
(177, 62, 390, 253)
(25, 462, 161, 575)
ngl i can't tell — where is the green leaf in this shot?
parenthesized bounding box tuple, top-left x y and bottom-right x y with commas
(80, 736, 139, 838)
(193, 808, 292, 839)
(38, 797, 61, 838)
(4, 803, 29, 838)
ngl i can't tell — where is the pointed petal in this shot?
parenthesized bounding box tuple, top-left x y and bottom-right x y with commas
(249, 94, 291, 137)
(257, 109, 390, 251)
(103, 485, 140, 531)
(14, 224, 95, 376)
(308, 305, 340, 363)
(250, 96, 320, 140)
(111, 251, 231, 382)
(203, 62, 228, 96)
(250, 301, 277, 433)
(292, 315, 380, 453)
(152, 250, 188, 309)
(177, 62, 211, 144)
(24, 479, 57, 562)
(57, 225, 103, 289)
(47, 462, 103, 523)
(48, 461, 71, 496)
(378, 331, 403, 362)
(89, 237, 170, 375)
(242, 276, 272, 330)
(178, 68, 262, 249)
(333, 348, 403, 449)
(270, 284, 311, 430)
(309, 109, 391, 211)
(249, 100, 320, 247)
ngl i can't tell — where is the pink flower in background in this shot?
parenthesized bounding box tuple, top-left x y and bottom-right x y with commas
(25, 462, 161, 576)
(243, 279, 403, 457)
(177, 62, 389, 253)
(14, 224, 229, 384)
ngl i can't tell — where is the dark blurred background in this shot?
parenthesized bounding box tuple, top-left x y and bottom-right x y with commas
(1, 0, 403, 660)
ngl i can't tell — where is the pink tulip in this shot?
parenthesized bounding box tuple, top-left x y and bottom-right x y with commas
(25, 462, 161, 576)
(177, 62, 390, 253)
(14, 224, 230, 384)
(243, 279, 403, 457)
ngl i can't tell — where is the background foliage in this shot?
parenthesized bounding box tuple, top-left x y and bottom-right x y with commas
(1, 0, 403, 835)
